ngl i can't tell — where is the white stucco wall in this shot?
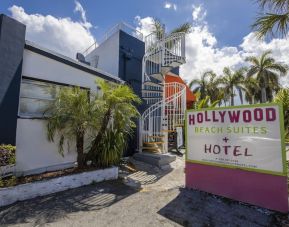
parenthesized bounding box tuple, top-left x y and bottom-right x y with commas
(16, 49, 119, 175)
(86, 31, 119, 77)
(22, 49, 102, 91)
(16, 119, 77, 175)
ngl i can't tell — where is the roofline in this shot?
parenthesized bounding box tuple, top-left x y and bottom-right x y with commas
(24, 40, 124, 84)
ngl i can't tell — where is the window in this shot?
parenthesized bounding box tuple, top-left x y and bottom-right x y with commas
(19, 79, 62, 118)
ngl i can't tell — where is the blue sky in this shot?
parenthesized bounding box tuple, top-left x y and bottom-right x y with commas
(0, 0, 288, 89)
(0, 0, 258, 47)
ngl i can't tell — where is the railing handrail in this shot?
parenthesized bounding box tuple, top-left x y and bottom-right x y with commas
(144, 32, 185, 50)
(141, 82, 186, 120)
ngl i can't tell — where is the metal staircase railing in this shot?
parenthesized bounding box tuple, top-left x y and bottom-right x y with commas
(139, 82, 186, 153)
(139, 31, 187, 153)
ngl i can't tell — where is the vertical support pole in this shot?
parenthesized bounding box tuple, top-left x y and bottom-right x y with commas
(162, 77, 168, 153)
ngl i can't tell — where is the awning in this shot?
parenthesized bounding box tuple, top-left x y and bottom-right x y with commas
(165, 74, 196, 103)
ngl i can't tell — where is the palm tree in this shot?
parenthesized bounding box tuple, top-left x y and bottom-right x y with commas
(206, 71, 223, 104)
(243, 76, 260, 104)
(219, 67, 246, 106)
(245, 51, 288, 103)
(87, 80, 141, 167)
(189, 71, 214, 100)
(47, 81, 141, 168)
(152, 18, 191, 38)
(46, 87, 94, 168)
(222, 90, 231, 106)
(252, 0, 289, 38)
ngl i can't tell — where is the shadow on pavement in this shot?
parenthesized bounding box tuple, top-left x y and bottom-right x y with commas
(0, 180, 137, 226)
(122, 157, 175, 189)
(158, 187, 279, 227)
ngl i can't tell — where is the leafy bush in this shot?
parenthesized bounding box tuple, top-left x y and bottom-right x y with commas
(87, 80, 141, 167)
(46, 87, 94, 168)
(5, 176, 17, 187)
(0, 145, 16, 188)
(193, 92, 220, 110)
(47, 80, 141, 169)
(0, 144, 16, 166)
(94, 129, 126, 168)
(0, 176, 17, 188)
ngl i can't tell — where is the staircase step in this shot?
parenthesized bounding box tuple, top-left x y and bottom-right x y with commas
(144, 141, 164, 145)
(141, 146, 161, 150)
(140, 146, 162, 153)
(133, 153, 176, 167)
(149, 73, 163, 82)
(161, 130, 176, 133)
(142, 90, 163, 94)
(148, 135, 165, 138)
(142, 96, 162, 99)
(143, 81, 163, 87)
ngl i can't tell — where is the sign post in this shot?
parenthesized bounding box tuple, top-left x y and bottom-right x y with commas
(176, 127, 183, 148)
(185, 103, 288, 212)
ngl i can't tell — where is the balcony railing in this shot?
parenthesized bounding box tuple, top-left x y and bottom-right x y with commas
(82, 22, 143, 56)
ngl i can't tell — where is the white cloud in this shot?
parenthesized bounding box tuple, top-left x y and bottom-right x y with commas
(180, 25, 243, 81)
(240, 33, 289, 87)
(9, 3, 96, 58)
(74, 0, 92, 30)
(135, 16, 155, 37)
(192, 4, 206, 22)
(179, 6, 289, 88)
(164, 2, 177, 11)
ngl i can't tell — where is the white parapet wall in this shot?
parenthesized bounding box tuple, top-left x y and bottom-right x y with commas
(0, 166, 118, 207)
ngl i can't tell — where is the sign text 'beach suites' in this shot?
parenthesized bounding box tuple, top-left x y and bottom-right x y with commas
(186, 104, 285, 175)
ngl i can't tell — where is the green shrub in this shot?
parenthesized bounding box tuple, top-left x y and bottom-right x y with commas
(0, 144, 16, 166)
(5, 176, 17, 187)
(87, 80, 141, 167)
(94, 129, 127, 168)
(47, 80, 141, 169)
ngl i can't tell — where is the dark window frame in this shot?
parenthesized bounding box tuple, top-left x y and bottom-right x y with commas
(19, 76, 90, 119)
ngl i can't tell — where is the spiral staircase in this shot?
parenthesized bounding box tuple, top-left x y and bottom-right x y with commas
(138, 31, 187, 154)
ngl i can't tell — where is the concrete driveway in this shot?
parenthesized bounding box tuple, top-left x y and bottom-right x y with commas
(0, 156, 288, 227)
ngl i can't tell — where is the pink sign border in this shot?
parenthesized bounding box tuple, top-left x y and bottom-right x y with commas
(185, 162, 288, 213)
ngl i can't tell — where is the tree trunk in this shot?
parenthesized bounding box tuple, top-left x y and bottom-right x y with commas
(76, 132, 85, 168)
(230, 94, 234, 106)
(89, 108, 112, 155)
(261, 87, 267, 103)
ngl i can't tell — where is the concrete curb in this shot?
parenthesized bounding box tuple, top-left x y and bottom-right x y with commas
(0, 166, 118, 207)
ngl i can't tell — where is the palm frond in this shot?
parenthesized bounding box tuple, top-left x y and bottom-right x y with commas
(223, 67, 232, 77)
(169, 22, 192, 35)
(260, 50, 273, 63)
(192, 86, 201, 93)
(245, 56, 260, 66)
(266, 63, 289, 75)
(189, 79, 201, 88)
(252, 12, 289, 39)
(256, 0, 289, 12)
(152, 18, 165, 39)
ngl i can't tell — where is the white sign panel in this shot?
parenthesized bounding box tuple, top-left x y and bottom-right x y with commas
(186, 104, 286, 175)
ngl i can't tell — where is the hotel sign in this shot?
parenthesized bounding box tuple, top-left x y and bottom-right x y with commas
(186, 104, 286, 176)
